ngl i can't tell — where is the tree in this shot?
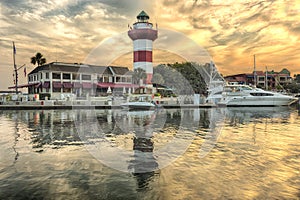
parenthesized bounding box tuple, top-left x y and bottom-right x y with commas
(152, 73, 165, 85)
(284, 82, 300, 93)
(132, 68, 147, 85)
(153, 62, 208, 95)
(31, 52, 46, 66)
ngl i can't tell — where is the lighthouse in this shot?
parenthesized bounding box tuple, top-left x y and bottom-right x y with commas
(128, 11, 158, 85)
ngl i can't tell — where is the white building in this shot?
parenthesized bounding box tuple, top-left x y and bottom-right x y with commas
(16, 62, 135, 100)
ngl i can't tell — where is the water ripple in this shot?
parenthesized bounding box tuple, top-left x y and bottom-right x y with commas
(0, 108, 299, 199)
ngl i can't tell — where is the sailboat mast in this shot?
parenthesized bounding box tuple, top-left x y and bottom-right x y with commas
(265, 66, 268, 90)
(253, 54, 257, 87)
(13, 41, 18, 94)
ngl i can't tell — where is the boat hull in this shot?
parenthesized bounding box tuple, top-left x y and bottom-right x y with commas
(120, 102, 156, 111)
(218, 96, 298, 107)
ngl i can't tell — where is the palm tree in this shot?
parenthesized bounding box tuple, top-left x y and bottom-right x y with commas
(31, 52, 46, 66)
(132, 68, 147, 85)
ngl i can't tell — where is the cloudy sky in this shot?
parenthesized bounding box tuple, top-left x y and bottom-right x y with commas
(0, 0, 299, 90)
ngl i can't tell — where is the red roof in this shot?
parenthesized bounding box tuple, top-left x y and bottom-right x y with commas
(235, 77, 246, 82)
(255, 71, 265, 76)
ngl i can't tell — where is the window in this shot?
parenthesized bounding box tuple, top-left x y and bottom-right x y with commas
(250, 93, 274, 96)
(98, 76, 103, 82)
(52, 73, 61, 79)
(126, 77, 132, 83)
(40, 73, 43, 80)
(46, 72, 49, 79)
(258, 77, 265, 81)
(82, 74, 91, 80)
(279, 77, 286, 82)
(103, 77, 109, 83)
(73, 74, 80, 80)
(63, 73, 71, 80)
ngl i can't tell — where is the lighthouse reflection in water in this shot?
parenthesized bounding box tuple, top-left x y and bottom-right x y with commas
(74, 108, 202, 174)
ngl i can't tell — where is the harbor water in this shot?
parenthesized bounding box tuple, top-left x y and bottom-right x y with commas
(0, 107, 299, 199)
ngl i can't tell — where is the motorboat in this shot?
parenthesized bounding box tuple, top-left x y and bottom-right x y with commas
(121, 101, 157, 110)
(217, 84, 298, 107)
(120, 95, 157, 110)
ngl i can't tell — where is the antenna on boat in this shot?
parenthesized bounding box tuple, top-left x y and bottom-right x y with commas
(253, 54, 257, 87)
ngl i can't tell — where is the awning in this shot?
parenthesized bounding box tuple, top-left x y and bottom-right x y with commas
(96, 82, 139, 88)
(35, 82, 42, 88)
(73, 82, 82, 88)
(82, 82, 93, 89)
(96, 82, 114, 88)
(42, 82, 50, 88)
(53, 82, 63, 88)
(114, 83, 139, 88)
(63, 82, 73, 89)
(8, 82, 38, 89)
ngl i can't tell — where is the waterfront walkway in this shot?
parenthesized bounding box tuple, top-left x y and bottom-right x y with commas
(0, 103, 215, 110)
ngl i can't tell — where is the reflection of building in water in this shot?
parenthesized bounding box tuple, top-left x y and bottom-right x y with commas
(0, 110, 96, 150)
(223, 107, 291, 125)
(221, 107, 293, 145)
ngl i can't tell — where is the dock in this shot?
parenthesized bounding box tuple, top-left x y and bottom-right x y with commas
(0, 103, 216, 110)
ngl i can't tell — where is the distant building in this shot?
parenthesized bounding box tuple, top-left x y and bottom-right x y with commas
(295, 74, 300, 83)
(224, 73, 254, 85)
(9, 62, 136, 100)
(224, 68, 292, 89)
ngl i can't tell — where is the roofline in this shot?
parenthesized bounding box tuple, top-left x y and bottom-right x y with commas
(28, 62, 130, 75)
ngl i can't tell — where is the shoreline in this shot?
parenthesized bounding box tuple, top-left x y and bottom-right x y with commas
(0, 104, 216, 110)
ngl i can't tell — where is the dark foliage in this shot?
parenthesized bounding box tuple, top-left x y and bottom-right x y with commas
(153, 62, 207, 95)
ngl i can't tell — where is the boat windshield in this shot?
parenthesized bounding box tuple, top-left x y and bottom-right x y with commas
(129, 95, 152, 102)
(225, 85, 253, 92)
(250, 93, 274, 96)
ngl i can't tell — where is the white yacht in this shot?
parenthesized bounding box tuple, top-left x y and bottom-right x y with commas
(217, 84, 298, 107)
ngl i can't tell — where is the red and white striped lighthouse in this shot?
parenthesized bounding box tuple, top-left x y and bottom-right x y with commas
(128, 11, 158, 85)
